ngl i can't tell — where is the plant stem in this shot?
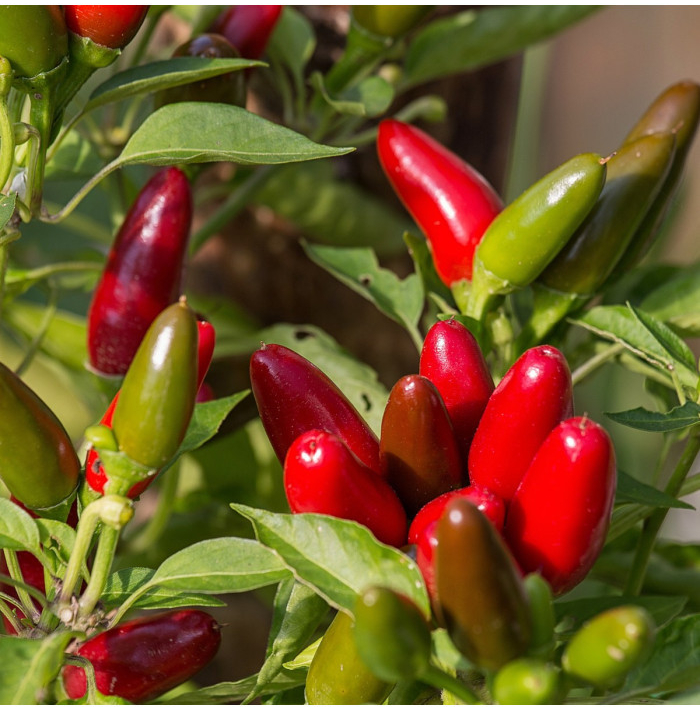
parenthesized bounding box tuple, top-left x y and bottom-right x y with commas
(0, 229, 20, 326)
(420, 663, 479, 704)
(0, 97, 14, 191)
(0, 596, 22, 634)
(14, 283, 57, 376)
(571, 343, 625, 386)
(78, 525, 119, 618)
(3, 550, 39, 622)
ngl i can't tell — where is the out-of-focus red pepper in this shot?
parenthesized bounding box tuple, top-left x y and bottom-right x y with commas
(209, 5, 282, 59)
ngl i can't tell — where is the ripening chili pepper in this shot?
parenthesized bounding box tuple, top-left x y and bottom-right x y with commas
(492, 658, 564, 705)
(0, 363, 80, 511)
(63, 6, 148, 49)
(306, 610, 394, 705)
(284, 430, 407, 547)
(87, 167, 192, 376)
(352, 6, 433, 38)
(467, 153, 606, 321)
(377, 119, 503, 287)
(61, 609, 221, 702)
(561, 606, 655, 690)
(505, 417, 616, 595)
(435, 498, 532, 671)
(380, 374, 463, 516)
(468, 345, 573, 504)
(250, 343, 381, 473)
(419, 318, 494, 462)
(209, 5, 282, 59)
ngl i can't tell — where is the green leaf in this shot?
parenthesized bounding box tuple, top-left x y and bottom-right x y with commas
(44, 130, 102, 180)
(178, 392, 249, 455)
(311, 72, 394, 117)
(616, 470, 694, 510)
(233, 504, 430, 616)
(118, 103, 353, 167)
(0, 498, 41, 556)
(3, 263, 98, 302)
(403, 6, 599, 87)
(85, 57, 263, 112)
(35, 519, 76, 573)
(0, 193, 16, 230)
(607, 402, 700, 433)
(0, 632, 74, 703)
(641, 263, 700, 336)
(267, 8, 316, 83)
(630, 304, 697, 373)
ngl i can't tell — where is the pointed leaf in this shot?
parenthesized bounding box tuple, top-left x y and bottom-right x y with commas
(178, 392, 249, 454)
(616, 470, 693, 510)
(0, 193, 16, 231)
(607, 402, 700, 433)
(267, 7, 315, 83)
(0, 499, 41, 556)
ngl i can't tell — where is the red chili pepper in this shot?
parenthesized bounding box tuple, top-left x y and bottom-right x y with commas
(468, 345, 573, 503)
(61, 609, 221, 702)
(284, 429, 407, 547)
(86, 167, 192, 376)
(380, 374, 463, 516)
(209, 5, 283, 59)
(419, 318, 494, 463)
(250, 343, 381, 473)
(63, 6, 148, 49)
(505, 417, 616, 595)
(377, 119, 503, 286)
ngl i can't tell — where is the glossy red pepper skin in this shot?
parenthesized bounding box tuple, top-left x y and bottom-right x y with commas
(380, 374, 463, 516)
(86, 167, 192, 376)
(209, 5, 283, 59)
(250, 343, 381, 473)
(505, 417, 616, 595)
(419, 319, 494, 463)
(468, 345, 573, 503)
(63, 6, 148, 49)
(62, 609, 221, 702)
(284, 430, 407, 547)
(377, 119, 503, 286)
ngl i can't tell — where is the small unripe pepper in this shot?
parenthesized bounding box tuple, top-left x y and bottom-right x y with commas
(352, 6, 433, 38)
(492, 658, 564, 705)
(209, 5, 282, 59)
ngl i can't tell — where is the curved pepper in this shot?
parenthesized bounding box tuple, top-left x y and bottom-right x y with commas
(467, 153, 606, 321)
(380, 374, 462, 516)
(63, 6, 148, 50)
(505, 416, 616, 595)
(87, 166, 192, 376)
(284, 430, 407, 547)
(0, 363, 80, 511)
(492, 658, 564, 705)
(250, 343, 381, 473)
(306, 610, 394, 705)
(468, 345, 573, 503)
(209, 5, 282, 59)
(435, 497, 532, 671)
(419, 318, 494, 462)
(377, 119, 503, 286)
(352, 6, 433, 38)
(62, 609, 221, 702)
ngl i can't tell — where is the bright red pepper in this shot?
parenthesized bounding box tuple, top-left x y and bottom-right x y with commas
(468, 345, 573, 503)
(419, 318, 494, 463)
(377, 119, 503, 286)
(86, 167, 192, 376)
(63, 6, 148, 49)
(209, 5, 283, 59)
(250, 343, 381, 473)
(284, 429, 407, 547)
(61, 609, 221, 702)
(505, 417, 616, 595)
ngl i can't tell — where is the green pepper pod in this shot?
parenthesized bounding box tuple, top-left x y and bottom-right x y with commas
(523, 574, 555, 659)
(0, 362, 79, 510)
(352, 6, 433, 39)
(435, 497, 532, 671)
(306, 610, 394, 705)
(467, 153, 606, 321)
(492, 658, 564, 705)
(111, 299, 198, 471)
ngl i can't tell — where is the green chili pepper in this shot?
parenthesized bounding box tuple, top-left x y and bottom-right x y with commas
(523, 574, 556, 659)
(467, 153, 606, 321)
(492, 658, 564, 705)
(352, 6, 433, 38)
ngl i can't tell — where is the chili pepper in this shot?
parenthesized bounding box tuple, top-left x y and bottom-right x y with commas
(468, 345, 573, 504)
(523, 574, 556, 659)
(209, 5, 282, 59)
(505, 417, 616, 595)
(63, 6, 147, 50)
(467, 153, 606, 321)
(284, 430, 407, 547)
(377, 119, 503, 287)
(154, 34, 247, 110)
(492, 658, 564, 705)
(352, 6, 433, 38)
(435, 497, 532, 671)
(380, 374, 463, 516)
(419, 318, 494, 462)
(87, 166, 192, 376)
(353, 586, 431, 682)
(0, 362, 79, 511)
(305, 610, 394, 705)
(61, 609, 221, 702)
(561, 606, 655, 690)
(250, 343, 381, 473)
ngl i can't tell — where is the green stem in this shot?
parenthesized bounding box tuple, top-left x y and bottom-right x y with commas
(14, 283, 57, 376)
(0, 597, 22, 634)
(3, 550, 40, 623)
(78, 525, 119, 618)
(63, 655, 101, 703)
(571, 343, 626, 387)
(26, 81, 58, 217)
(0, 98, 14, 191)
(0, 229, 20, 326)
(420, 663, 479, 704)
(623, 427, 700, 596)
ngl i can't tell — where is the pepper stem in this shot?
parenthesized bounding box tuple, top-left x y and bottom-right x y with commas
(78, 525, 120, 618)
(420, 663, 479, 704)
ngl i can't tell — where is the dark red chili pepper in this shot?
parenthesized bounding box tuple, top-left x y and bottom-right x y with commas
(419, 318, 494, 463)
(284, 429, 407, 547)
(0, 551, 44, 635)
(505, 417, 616, 595)
(63, 6, 148, 49)
(250, 343, 381, 473)
(468, 345, 573, 503)
(380, 374, 463, 516)
(377, 119, 503, 287)
(61, 609, 221, 702)
(209, 5, 283, 59)
(86, 167, 192, 376)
